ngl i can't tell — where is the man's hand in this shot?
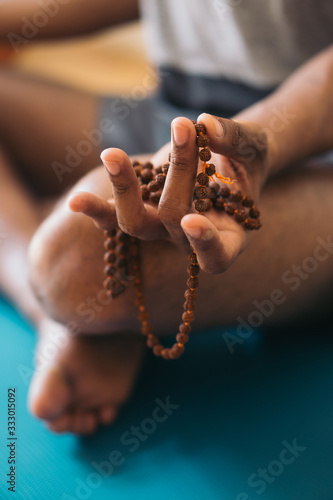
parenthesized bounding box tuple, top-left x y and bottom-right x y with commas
(69, 114, 273, 274)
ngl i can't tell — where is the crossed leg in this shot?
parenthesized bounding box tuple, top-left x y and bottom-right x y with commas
(27, 161, 333, 434)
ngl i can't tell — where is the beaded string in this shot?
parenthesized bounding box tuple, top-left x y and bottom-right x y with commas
(103, 121, 262, 360)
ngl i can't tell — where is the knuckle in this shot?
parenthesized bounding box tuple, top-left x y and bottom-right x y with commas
(158, 200, 187, 229)
(112, 181, 129, 196)
(169, 155, 190, 174)
(117, 218, 142, 237)
(229, 120, 244, 147)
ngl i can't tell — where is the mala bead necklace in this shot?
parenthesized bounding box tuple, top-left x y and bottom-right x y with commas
(103, 121, 262, 360)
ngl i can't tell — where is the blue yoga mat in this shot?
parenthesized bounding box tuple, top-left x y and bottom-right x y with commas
(0, 296, 332, 500)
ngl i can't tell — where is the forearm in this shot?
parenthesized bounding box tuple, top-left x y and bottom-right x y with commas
(0, 0, 139, 42)
(234, 45, 333, 177)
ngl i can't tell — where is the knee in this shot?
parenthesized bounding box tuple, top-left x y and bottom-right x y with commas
(28, 202, 109, 329)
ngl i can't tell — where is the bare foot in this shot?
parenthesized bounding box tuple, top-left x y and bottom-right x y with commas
(28, 318, 145, 435)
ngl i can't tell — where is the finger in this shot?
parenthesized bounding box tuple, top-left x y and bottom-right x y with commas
(197, 113, 267, 165)
(101, 148, 168, 240)
(181, 213, 247, 274)
(158, 117, 198, 243)
(68, 191, 117, 230)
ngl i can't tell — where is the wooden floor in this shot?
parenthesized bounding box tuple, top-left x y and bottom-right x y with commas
(1, 22, 156, 95)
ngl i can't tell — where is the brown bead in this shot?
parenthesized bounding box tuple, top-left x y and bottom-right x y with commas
(188, 252, 198, 265)
(104, 239, 116, 251)
(148, 180, 159, 192)
(195, 198, 213, 212)
(206, 187, 218, 199)
(153, 345, 163, 357)
(205, 163, 216, 176)
(249, 207, 260, 219)
(168, 153, 171, 162)
(141, 184, 150, 201)
(106, 229, 117, 238)
(150, 191, 161, 204)
(140, 168, 154, 184)
(103, 277, 113, 290)
(161, 348, 171, 360)
(187, 276, 199, 288)
(220, 187, 231, 198)
(144, 161, 154, 170)
(162, 163, 169, 175)
(184, 289, 197, 300)
(104, 264, 115, 276)
(141, 323, 153, 335)
(231, 190, 243, 202)
(214, 197, 225, 210)
(171, 343, 185, 356)
(225, 202, 237, 215)
(155, 173, 166, 187)
(105, 276, 122, 292)
(195, 123, 206, 135)
(199, 148, 212, 162)
(187, 264, 200, 276)
(104, 252, 117, 264)
(234, 210, 247, 223)
(242, 196, 254, 207)
(179, 323, 191, 334)
(184, 298, 196, 311)
(196, 134, 210, 147)
(146, 335, 159, 348)
(195, 186, 209, 198)
(138, 310, 149, 322)
(134, 165, 142, 177)
(117, 257, 127, 269)
(176, 333, 189, 344)
(132, 160, 141, 167)
(182, 311, 195, 323)
(155, 165, 163, 174)
(196, 172, 209, 186)
(244, 219, 257, 230)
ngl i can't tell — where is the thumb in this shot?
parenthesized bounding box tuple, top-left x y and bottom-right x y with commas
(197, 113, 266, 164)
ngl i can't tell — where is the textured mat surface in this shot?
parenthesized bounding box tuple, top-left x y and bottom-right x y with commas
(0, 296, 333, 500)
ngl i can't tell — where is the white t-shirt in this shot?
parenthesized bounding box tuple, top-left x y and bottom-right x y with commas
(140, 0, 333, 89)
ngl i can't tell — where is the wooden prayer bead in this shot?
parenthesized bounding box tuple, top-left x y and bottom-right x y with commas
(234, 210, 247, 223)
(162, 163, 169, 174)
(220, 187, 231, 198)
(176, 333, 189, 344)
(141, 185, 150, 200)
(195, 123, 206, 134)
(250, 207, 260, 219)
(225, 202, 237, 215)
(146, 335, 159, 348)
(231, 190, 243, 202)
(205, 163, 216, 176)
(195, 186, 209, 198)
(184, 289, 197, 300)
(150, 191, 161, 204)
(153, 345, 164, 356)
(196, 172, 209, 186)
(187, 264, 200, 276)
(144, 161, 154, 170)
(182, 311, 195, 323)
(104, 239, 117, 251)
(179, 323, 191, 334)
(196, 134, 210, 147)
(187, 276, 199, 288)
(199, 148, 212, 162)
(140, 168, 154, 184)
(106, 229, 117, 237)
(214, 197, 225, 210)
(155, 173, 166, 187)
(148, 180, 159, 192)
(195, 198, 213, 212)
(134, 166, 142, 177)
(242, 196, 254, 207)
(104, 252, 117, 264)
(188, 252, 198, 264)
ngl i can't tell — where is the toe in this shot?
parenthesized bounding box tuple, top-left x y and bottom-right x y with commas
(47, 413, 72, 434)
(28, 364, 72, 421)
(70, 410, 98, 435)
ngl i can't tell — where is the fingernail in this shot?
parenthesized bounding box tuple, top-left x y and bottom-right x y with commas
(102, 160, 120, 176)
(172, 122, 190, 146)
(213, 117, 224, 138)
